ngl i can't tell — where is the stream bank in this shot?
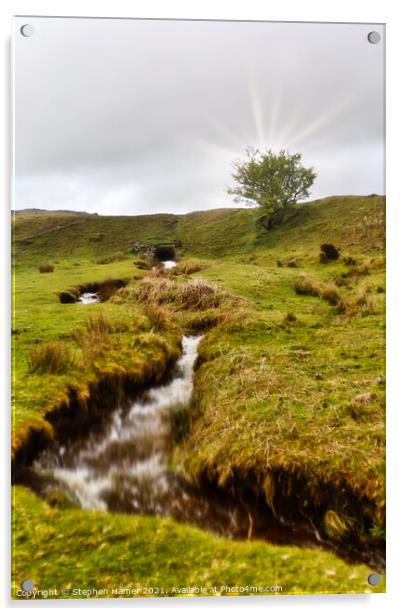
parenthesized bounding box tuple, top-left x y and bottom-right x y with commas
(12, 335, 384, 572)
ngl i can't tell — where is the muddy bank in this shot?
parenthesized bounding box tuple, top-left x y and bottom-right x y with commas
(58, 278, 127, 304)
(188, 466, 385, 573)
(12, 337, 181, 468)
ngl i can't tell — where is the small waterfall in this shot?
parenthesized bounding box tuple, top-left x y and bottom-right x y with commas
(162, 260, 176, 270)
(78, 292, 100, 304)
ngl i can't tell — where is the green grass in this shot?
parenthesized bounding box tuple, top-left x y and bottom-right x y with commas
(12, 257, 182, 454)
(173, 254, 385, 546)
(12, 486, 384, 599)
(11, 195, 386, 596)
(13, 195, 384, 261)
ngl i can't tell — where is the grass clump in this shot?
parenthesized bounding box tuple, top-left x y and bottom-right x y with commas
(341, 401, 372, 422)
(337, 289, 377, 317)
(72, 314, 112, 359)
(354, 290, 377, 314)
(295, 277, 340, 307)
(320, 283, 340, 306)
(38, 261, 54, 273)
(294, 274, 321, 297)
(146, 303, 175, 331)
(27, 341, 76, 374)
(132, 275, 177, 305)
(333, 272, 350, 287)
(130, 274, 232, 312)
(284, 312, 297, 323)
(85, 313, 111, 335)
(174, 259, 209, 275)
(176, 279, 222, 310)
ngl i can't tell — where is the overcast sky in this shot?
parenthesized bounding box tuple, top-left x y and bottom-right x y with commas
(14, 17, 384, 215)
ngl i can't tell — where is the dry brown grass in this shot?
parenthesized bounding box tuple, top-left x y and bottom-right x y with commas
(27, 341, 75, 374)
(295, 276, 343, 307)
(337, 289, 377, 317)
(176, 279, 222, 311)
(357, 293, 377, 316)
(38, 261, 54, 273)
(294, 274, 321, 297)
(345, 256, 385, 282)
(128, 274, 243, 325)
(146, 303, 175, 330)
(174, 260, 209, 275)
(133, 276, 177, 305)
(132, 275, 227, 312)
(320, 283, 340, 306)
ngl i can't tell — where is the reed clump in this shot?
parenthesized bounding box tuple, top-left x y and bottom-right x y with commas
(320, 283, 340, 306)
(176, 279, 222, 311)
(133, 276, 177, 305)
(294, 274, 321, 297)
(27, 341, 76, 374)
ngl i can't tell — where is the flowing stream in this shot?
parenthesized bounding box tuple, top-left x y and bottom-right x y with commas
(26, 335, 304, 542)
(32, 336, 203, 516)
(17, 335, 385, 570)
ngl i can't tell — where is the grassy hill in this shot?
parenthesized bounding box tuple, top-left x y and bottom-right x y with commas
(13, 195, 384, 261)
(11, 195, 386, 598)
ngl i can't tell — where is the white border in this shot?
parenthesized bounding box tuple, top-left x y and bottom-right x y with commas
(1, 1, 401, 614)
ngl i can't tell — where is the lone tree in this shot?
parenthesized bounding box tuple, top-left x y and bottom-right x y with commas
(227, 148, 316, 229)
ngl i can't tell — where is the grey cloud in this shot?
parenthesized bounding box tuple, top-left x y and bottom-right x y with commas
(14, 17, 385, 214)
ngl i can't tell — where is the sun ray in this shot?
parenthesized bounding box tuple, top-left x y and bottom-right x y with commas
(288, 94, 357, 148)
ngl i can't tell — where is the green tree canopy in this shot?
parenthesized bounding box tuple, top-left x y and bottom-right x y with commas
(227, 148, 316, 229)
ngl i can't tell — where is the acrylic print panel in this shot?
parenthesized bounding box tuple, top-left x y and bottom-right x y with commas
(12, 16, 385, 599)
